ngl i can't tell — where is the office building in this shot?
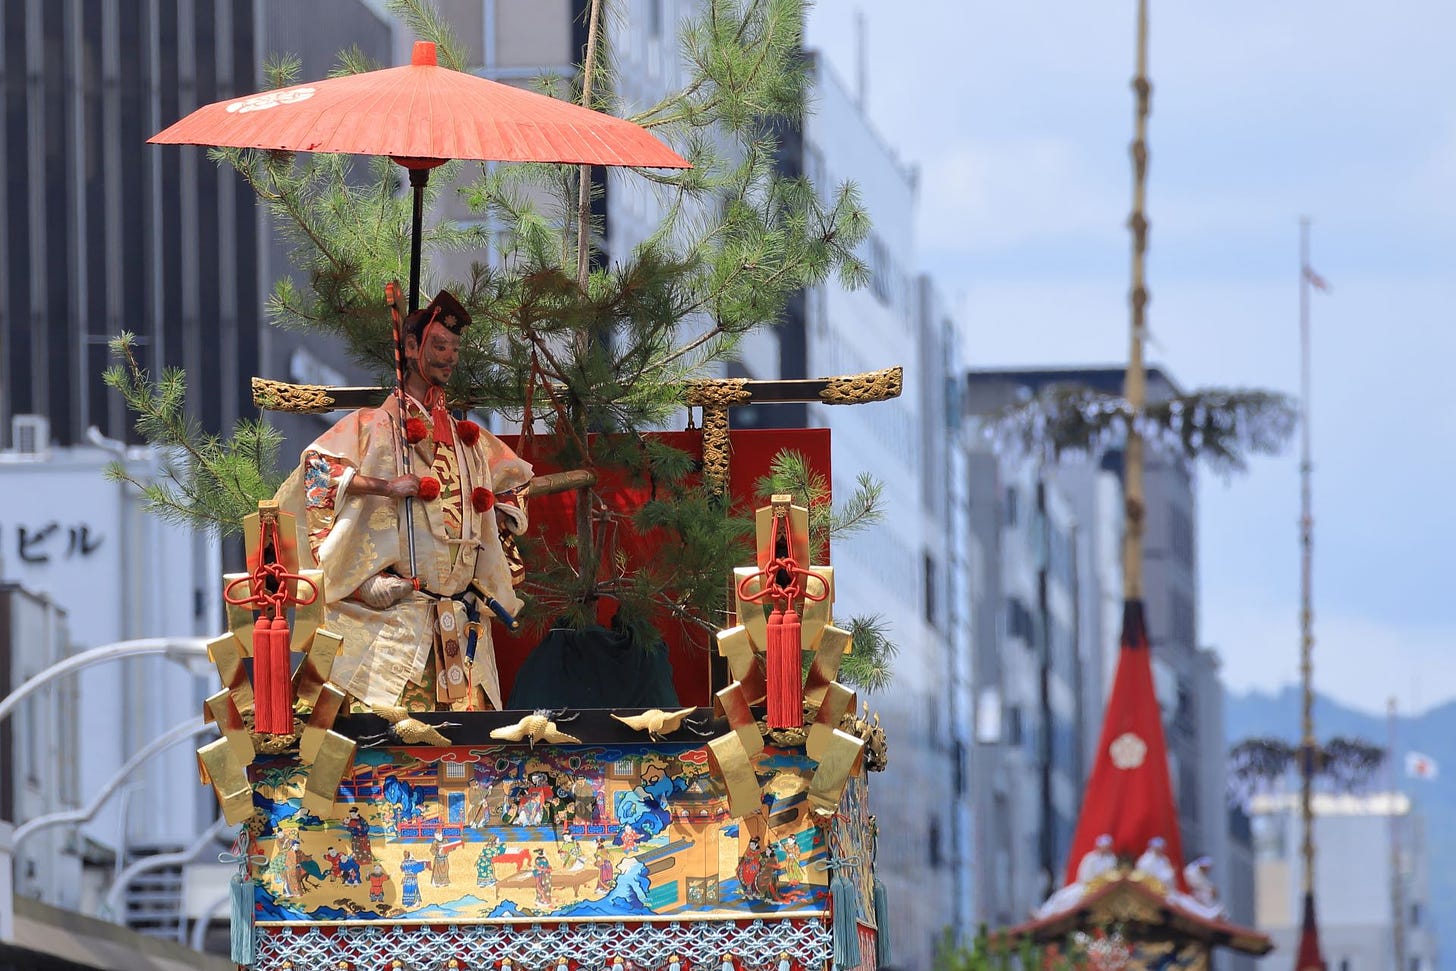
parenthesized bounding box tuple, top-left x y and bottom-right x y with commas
(1251, 791, 1437, 971)
(963, 366, 1254, 957)
(0, 0, 393, 456)
(0, 0, 395, 949)
(963, 447, 1087, 925)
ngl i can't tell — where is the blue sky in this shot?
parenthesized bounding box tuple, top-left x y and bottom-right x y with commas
(807, 2, 1456, 716)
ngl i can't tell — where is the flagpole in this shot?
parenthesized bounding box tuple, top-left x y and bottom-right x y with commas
(1295, 215, 1326, 971)
(1389, 697, 1407, 971)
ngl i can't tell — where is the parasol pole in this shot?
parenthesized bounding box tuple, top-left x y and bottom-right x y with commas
(1294, 215, 1326, 971)
(408, 167, 429, 313)
(391, 40, 453, 314)
(389, 42, 453, 579)
(1121, 0, 1151, 602)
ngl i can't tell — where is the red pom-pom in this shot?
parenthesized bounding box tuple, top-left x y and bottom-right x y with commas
(417, 476, 441, 501)
(456, 419, 481, 447)
(404, 417, 428, 444)
(471, 487, 495, 513)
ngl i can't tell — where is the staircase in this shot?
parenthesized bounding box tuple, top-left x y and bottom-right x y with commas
(122, 844, 186, 940)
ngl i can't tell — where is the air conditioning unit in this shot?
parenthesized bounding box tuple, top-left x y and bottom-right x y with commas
(11, 414, 49, 455)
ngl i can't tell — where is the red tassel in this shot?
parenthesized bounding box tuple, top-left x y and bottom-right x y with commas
(431, 405, 454, 446)
(270, 615, 294, 728)
(767, 605, 803, 728)
(251, 615, 275, 729)
(252, 614, 294, 734)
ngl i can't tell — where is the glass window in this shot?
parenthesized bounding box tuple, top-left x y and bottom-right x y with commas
(923, 553, 939, 628)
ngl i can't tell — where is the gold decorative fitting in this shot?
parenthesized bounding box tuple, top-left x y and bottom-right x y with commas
(251, 377, 340, 413)
(706, 499, 871, 819)
(819, 366, 902, 405)
(197, 738, 254, 825)
(373, 705, 454, 747)
(254, 731, 301, 755)
(1099, 887, 1163, 924)
(611, 707, 702, 741)
(681, 378, 753, 407)
(197, 499, 354, 821)
(303, 731, 357, 818)
(700, 405, 731, 493)
(488, 711, 581, 747)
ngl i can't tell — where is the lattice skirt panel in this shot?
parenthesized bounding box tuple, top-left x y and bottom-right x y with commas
(256, 917, 834, 970)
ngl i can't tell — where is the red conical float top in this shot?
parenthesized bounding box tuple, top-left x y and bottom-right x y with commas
(1062, 600, 1187, 891)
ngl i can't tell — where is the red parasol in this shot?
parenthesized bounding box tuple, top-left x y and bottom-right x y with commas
(149, 40, 690, 310)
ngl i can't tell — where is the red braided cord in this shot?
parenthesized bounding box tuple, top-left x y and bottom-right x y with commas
(735, 515, 829, 609)
(223, 520, 320, 621)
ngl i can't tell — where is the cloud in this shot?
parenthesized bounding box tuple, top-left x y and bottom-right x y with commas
(1409, 122, 1456, 220)
(915, 138, 1123, 256)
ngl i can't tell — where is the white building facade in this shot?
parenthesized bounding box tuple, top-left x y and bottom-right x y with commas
(0, 584, 82, 913)
(0, 439, 223, 941)
(1251, 792, 1437, 971)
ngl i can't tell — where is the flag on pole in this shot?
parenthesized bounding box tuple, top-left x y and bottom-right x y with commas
(1303, 265, 1331, 292)
(1406, 751, 1438, 780)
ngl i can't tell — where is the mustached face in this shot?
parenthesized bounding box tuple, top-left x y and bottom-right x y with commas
(408, 327, 461, 388)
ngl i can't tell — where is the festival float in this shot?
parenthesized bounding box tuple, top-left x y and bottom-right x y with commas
(993, 601, 1273, 969)
(992, 1, 1278, 967)
(139, 8, 902, 968)
(193, 438, 895, 971)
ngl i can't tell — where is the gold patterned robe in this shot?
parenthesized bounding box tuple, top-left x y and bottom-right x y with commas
(275, 393, 530, 708)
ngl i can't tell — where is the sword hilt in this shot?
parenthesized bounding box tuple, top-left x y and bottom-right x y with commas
(469, 580, 521, 631)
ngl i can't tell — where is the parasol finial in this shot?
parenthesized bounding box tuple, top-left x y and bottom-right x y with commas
(411, 41, 437, 67)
